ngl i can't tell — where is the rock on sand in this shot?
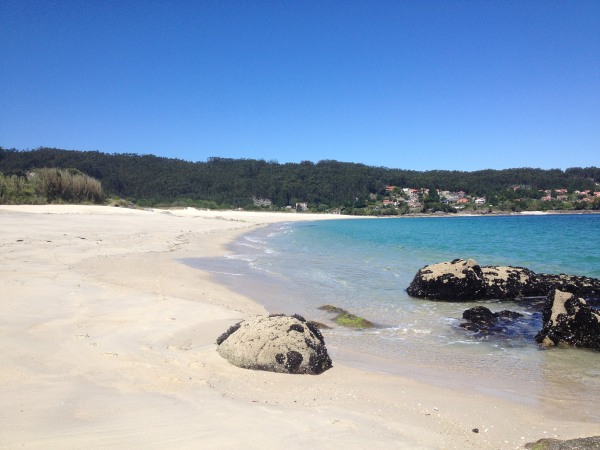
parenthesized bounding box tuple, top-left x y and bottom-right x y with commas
(216, 314, 333, 375)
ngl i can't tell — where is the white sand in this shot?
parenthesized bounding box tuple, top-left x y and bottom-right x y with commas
(1, 205, 596, 449)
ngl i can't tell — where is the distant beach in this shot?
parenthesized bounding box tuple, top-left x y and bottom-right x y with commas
(1, 205, 598, 449)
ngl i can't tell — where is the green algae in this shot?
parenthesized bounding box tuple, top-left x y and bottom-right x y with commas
(318, 305, 375, 329)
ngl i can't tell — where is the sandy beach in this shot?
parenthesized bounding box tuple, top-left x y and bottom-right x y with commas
(1, 205, 597, 449)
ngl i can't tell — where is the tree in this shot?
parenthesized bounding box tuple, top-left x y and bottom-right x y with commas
(1, 147, 598, 213)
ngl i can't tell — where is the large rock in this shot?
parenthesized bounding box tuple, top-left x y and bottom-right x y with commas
(541, 273, 600, 301)
(525, 435, 600, 449)
(216, 314, 333, 375)
(480, 265, 541, 299)
(407, 259, 600, 302)
(406, 259, 487, 301)
(535, 290, 600, 351)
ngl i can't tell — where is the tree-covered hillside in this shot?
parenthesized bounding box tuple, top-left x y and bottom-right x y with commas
(1, 147, 598, 211)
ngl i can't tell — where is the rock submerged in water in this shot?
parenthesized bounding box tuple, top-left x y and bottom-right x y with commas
(216, 314, 333, 375)
(317, 305, 375, 329)
(460, 306, 524, 335)
(535, 290, 600, 351)
(407, 258, 600, 302)
(409, 260, 600, 352)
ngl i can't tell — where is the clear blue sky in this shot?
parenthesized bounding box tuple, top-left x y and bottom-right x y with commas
(1, 0, 598, 171)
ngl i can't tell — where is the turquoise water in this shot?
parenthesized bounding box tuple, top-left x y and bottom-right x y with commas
(186, 214, 600, 421)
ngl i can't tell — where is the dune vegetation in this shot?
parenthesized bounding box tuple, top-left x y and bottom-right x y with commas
(0, 168, 104, 204)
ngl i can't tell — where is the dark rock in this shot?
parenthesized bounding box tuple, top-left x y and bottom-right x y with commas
(481, 265, 541, 299)
(288, 323, 305, 333)
(460, 306, 524, 334)
(307, 320, 331, 331)
(541, 274, 600, 300)
(407, 259, 600, 302)
(406, 259, 487, 301)
(317, 305, 347, 314)
(306, 321, 326, 341)
(524, 435, 600, 449)
(215, 321, 242, 345)
(535, 290, 600, 351)
(284, 350, 303, 371)
(495, 309, 525, 319)
(462, 306, 496, 323)
(216, 314, 333, 374)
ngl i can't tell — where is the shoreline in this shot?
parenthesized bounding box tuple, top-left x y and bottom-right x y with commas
(378, 209, 600, 218)
(1, 205, 597, 448)
(201, 217, 600, 424)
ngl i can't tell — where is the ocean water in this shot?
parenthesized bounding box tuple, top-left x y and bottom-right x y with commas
(185, 214, 600, 421)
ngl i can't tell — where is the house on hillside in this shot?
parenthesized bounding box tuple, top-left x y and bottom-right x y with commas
(442, 193, 459, 203)
(253, 197, 272, 207)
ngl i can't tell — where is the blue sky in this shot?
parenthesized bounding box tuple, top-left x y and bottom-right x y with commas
(1, 0, 598, 171)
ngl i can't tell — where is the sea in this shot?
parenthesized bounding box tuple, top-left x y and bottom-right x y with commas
(185, 213, 600, 422)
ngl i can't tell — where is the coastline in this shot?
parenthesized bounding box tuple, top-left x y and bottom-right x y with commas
(390, 209, 600, 218)
(1, 205, 597, 449)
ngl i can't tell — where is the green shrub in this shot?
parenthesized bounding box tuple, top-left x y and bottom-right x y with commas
(32, 168, 104, 203)
(0, 168, 104, 204)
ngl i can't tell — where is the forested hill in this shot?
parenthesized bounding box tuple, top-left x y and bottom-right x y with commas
(1, 146, 599, 209)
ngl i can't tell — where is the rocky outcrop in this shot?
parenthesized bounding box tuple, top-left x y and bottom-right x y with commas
(480, 265, 541, 299)
(540, 274, 600, 301)
(460, 306, 523, 335)
(406, 259, 488, 301)
(216, 314, 333, 375)
(407, 259, 600, 301)
(535, 290, 600, 351)
(525, 435, 600, 449)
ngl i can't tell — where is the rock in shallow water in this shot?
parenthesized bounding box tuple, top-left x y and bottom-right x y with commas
(406, 259, 488, 301)
(535, 289, 600, 351)
(460, 306, 524, 335)
(407, 258, 600, 302)
(317, 305, 375, 329)
(216, 314, 333, 375)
